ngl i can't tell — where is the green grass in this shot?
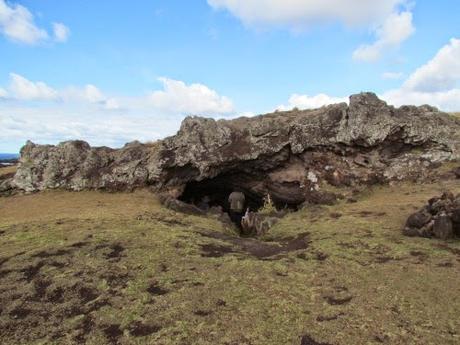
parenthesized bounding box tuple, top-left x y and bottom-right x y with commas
(1, 180, 460, 345)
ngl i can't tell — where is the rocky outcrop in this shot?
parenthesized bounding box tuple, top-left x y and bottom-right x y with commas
(403, 192, 460, 240)
(8, 93, 460, 207)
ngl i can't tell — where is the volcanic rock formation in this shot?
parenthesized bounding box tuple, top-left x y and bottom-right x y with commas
(3, 93, 460, 210)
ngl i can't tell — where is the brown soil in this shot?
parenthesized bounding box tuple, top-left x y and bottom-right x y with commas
(300, 334, 333, 345)
(0, 240, 134, 344)
(198, 230, 310, 259)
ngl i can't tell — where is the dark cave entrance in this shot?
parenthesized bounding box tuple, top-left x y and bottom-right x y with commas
(179, 176, 264, 214)
(178, 170, 305, 229)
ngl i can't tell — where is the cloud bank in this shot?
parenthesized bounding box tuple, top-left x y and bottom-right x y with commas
(0, 0, 69, 44)
(0, 75, 236, 151)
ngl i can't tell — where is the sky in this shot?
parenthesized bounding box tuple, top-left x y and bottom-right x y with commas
(0, 0, 459, 152)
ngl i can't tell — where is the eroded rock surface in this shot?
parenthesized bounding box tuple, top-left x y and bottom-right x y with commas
(8, 93, 460, 207)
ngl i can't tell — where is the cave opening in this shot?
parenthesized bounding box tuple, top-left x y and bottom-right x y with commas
(179, 175, 264, 214)
(178, 170, 304, 229)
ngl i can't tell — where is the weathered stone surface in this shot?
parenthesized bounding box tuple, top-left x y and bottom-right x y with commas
(406, 210, 432, 229)
(10, 93, 460, 206)
(433, 213, 454, 240)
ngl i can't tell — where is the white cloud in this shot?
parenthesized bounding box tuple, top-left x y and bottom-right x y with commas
(0, 0, 47, 44)
(4, 74, 119, 109)
(380, 38, 460, 111)
(382, 72, 404, 80)
(104, 98, 120, 110)
(0, 74, 236, 151)
(8, 73, 58, 100)
(2, 74, 234, 115)
(52, 22, 70, 42)
(208, 0, 407, 28)
(402, 38, 460, 92)
(277, 93, 347, 111)
(148, 78, 234, 115)
(0, 0, 68, 45)
(381, 88, 460, 111)
(0, 87, 8, 98)
(353, 11, 415, 62)
(0, 108, 178, 151)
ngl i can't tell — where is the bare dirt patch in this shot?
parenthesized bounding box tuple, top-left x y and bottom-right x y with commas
(300, 334, 333, 345)
(146, 282, 169, 296)
(198, 230, 310, 259)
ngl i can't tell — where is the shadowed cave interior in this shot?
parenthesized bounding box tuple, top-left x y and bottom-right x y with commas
(178, 170, 303, 222)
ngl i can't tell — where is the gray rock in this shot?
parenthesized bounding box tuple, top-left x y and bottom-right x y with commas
(433, 213, 454, 240)
(405, 210, 432, 229)
(9, 93, 460, 207)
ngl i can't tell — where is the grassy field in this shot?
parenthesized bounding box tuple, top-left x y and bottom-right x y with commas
(1, 179, 460, 345)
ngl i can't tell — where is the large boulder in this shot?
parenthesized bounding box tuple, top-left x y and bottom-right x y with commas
(405, 210, 432, 229)
(9, 93, 460, 207)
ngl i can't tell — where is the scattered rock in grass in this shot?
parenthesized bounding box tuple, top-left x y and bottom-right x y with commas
(403, 192, 460, 239)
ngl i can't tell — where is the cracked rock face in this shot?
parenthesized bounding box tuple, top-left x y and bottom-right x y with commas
(9, 93, 460, 205)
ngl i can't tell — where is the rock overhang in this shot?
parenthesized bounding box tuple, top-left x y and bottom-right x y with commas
(2, 92, 458, 202)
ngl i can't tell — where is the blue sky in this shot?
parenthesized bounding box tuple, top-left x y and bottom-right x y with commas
(1, 0, 459, 152)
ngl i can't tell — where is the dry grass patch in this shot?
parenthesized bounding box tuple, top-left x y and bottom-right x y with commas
(0, 180, 460, 344)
